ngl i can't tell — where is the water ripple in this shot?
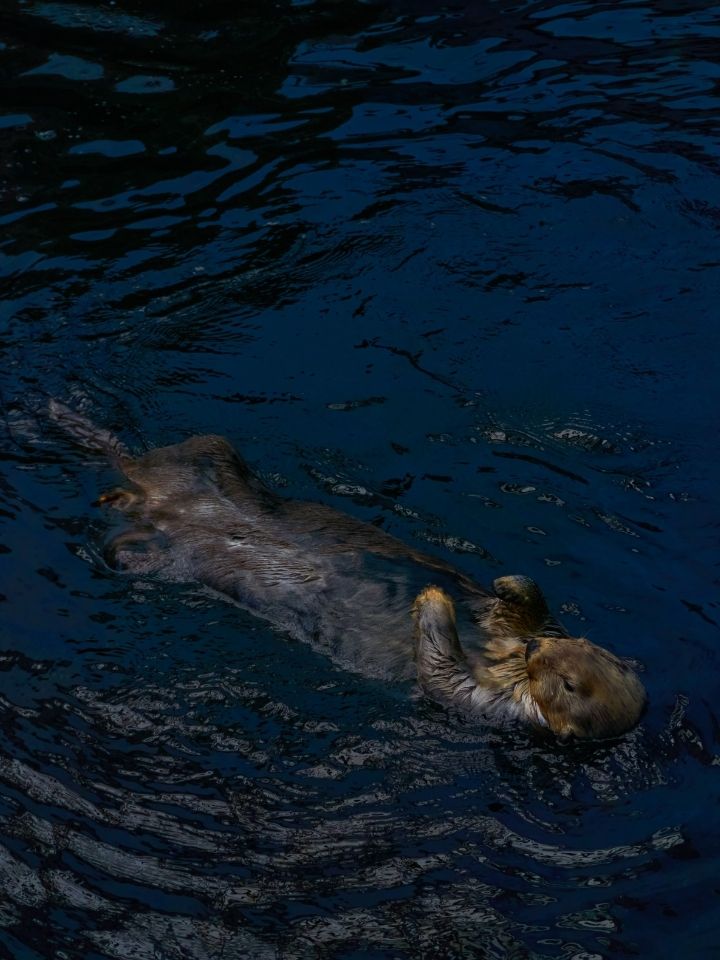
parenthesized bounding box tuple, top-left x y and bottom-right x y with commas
(2, 0, 719, 955)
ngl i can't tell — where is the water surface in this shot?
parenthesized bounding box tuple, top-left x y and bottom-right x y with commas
(1, 0, 719, 957)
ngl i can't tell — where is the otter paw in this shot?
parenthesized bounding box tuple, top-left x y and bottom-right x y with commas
(484, 575, 557, 640)
(492, 574, 545, 608)
(413, 586, 456, 622)
(413, 586, 466, 682)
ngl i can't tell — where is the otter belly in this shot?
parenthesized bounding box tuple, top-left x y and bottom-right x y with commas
(107, 499, 484, 683)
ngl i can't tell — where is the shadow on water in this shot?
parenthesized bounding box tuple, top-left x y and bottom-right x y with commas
(2, 0, 720, 957)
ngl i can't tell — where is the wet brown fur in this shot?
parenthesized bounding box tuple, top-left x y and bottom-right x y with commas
(50, 403, 647, 739)
(413, 587, 646, 739)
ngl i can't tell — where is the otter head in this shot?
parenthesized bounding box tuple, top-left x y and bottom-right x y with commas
(525, 635, 646, 740)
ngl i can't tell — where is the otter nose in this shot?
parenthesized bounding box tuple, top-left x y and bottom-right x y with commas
(525, 637, 541, 661)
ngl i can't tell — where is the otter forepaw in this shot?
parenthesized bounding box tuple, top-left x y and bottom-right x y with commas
(413, 585, 456, 620)
(492, 575, 545, 608)
(484, 575, 557, 639)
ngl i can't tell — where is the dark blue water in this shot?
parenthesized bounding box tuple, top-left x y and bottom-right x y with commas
(1, 0, 719, 956)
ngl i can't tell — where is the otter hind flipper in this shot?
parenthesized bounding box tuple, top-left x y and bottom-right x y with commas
(49, 400, 130, 465)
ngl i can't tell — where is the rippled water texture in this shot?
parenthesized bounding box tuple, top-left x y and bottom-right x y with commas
(1, 1, 719, 956)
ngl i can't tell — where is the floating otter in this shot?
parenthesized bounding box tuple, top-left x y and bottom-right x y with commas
(413, 585, 646, 740)
(50, 401, 646, 740)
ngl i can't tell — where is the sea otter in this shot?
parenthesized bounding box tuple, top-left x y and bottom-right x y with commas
(413, 584, 646, 740)
(49, 401, 646, 740)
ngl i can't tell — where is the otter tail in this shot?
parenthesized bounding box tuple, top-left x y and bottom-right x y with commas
(49, 399, 130, 466)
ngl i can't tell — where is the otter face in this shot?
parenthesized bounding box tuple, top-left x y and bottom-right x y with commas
(525, 636, 646, 740)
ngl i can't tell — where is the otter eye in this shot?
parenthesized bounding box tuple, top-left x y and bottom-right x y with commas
(563, 679, 576, 693)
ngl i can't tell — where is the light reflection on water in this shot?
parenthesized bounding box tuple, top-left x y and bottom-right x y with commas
(1, 0, 719, 956)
